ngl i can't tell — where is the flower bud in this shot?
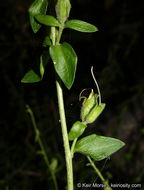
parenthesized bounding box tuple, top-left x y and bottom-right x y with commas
(55, 0, 71, 24)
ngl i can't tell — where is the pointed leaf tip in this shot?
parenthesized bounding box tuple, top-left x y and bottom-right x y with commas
(28, 0, 48, 33)
(21, 70, 41, 83)
(21, 52, 48, 83)
(49, 42, 77, 89)
(75, 134, 125, 161)
(35, 14, 60, 27)
(65, 19, 98, 33)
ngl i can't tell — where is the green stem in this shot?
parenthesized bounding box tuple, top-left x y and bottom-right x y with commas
(51, 27, 56, 45)
(87, 156, 112, 190)
(51, 24, 73, 190)
(56, 25, 64, 45)
(26, 105, 58, 190)
(56, 77, 73, 190)
(71, 138, 78, 158)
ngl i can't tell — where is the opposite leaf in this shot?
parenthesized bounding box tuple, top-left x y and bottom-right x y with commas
(75, 134, 125, 161)
(21, 70, 41, 83)
(68, 121, 87, 141)
(49, 42, 77, 89)
(21, 53, 48, 83)
(29, 0, 48, 33)
(65, 19, 98, 33)
(43, 36, 52, 47)
(35, 14, 60, 27)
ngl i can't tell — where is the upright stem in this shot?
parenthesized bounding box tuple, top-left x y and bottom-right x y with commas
(51, 24, 73, 190)
(26, 105, 58, 190)
(56, 26, 64, 45)
(56, 77, 73, 190)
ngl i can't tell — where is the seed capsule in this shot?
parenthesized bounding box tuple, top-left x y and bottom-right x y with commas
(80, 89, 97, 122)
(86, 103, 106, 124)
(80, 67, 106, 124)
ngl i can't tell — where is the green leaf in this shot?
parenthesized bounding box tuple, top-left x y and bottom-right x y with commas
(65, 19, 98, 33)
(35, 14, 60, 27)
(28, 0, 48, 33)
(21, 70, 41, 83)
(49, 42, 77, 89)
(68, 121, 87, 141)
(43, 36, 52, 47)
(75, 134, 125, 161)
(21, 52, 49, 83)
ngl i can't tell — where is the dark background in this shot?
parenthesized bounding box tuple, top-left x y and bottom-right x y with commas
(0, 0, 144, 189)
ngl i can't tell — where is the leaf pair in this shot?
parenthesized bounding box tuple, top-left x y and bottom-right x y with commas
(68, 121, 125, 161)
(21, 42, 77, 89)
(30, 0, 98, 33)
(29, 0, 48, 33)
(48, 19, 98, 89)
(35, 14, 98, 33)
(26, 0, 98, 88)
